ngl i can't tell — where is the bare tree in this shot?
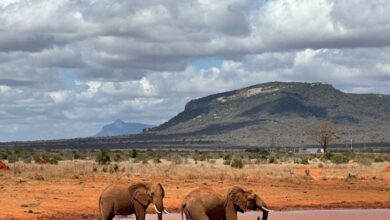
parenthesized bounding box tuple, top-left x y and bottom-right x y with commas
(306, 122, 339, 156)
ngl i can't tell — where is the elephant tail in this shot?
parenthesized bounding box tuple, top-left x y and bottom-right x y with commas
(180, 202, 186, 220)
(98, 194, 102, 213)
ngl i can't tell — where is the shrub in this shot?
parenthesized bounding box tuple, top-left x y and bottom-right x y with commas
(113, 154, 122, 162)
(171, 156, 183, 164)
(23, 156, 32, 164)
(268, 157, 278, 164)
(223, 154, 232, 161)
(259, 149, 270, 159)
(374, 157, 385, 163)
(7, 154, 18, 163)
(223, 159, 231, 165)
(130, 149, 138, 158)
(52, 154, 62, 161)
(49, 158, 59, 165)
(230, 158, 244, 169)
(1, 153, 7, 160)
(73, 152, 81, 160)
(33, 155, 42, 164)
(153, 154, 162, 164)
(110, 164, 119, 173)
(96, 150, 111, 165)
(141, 156, 148, 164)
(331, 153, 349, 164)
(193, 152, 208, 161)
(301, 158, 309, 165)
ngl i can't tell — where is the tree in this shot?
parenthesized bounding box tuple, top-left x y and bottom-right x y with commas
(306, 122, 340, 156)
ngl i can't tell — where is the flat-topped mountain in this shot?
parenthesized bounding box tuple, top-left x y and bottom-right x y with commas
(95, 119, 154, 137)
(149, 82, 390, 147)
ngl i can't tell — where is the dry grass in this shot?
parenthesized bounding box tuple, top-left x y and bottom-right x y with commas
(4, 158, 389, 183)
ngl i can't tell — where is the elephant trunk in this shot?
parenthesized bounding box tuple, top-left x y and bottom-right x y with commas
(259, 209, 268, 220)
(256, 196, 270, 220)
(153, 198, 164, 220)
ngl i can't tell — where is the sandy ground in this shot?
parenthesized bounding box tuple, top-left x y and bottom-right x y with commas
(0, 160, 389, 219)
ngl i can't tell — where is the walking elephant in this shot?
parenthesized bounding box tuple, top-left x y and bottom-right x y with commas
(180, 186, 271, 220)
(99, 182, 168, 220)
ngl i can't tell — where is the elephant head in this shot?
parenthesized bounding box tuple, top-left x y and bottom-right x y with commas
(246, 193, 272, 220)
(224, 186, 252, 220)
(129, 183, 167, 220)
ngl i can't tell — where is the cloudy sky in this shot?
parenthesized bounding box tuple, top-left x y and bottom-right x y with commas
(1, 0, 390, 141)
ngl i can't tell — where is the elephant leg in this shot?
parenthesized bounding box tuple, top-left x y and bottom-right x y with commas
(134, 203, 146, 220)
(186, 205, 209, 220)
(100, 201, 115, 220)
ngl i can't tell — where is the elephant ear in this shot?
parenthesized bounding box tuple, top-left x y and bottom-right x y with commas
(133, 191, 150, 206)
(226, 187, 248, 213)
(246, 194, 257, 210)
(128, 183, 151, 207)
(153, 183, 165, 197)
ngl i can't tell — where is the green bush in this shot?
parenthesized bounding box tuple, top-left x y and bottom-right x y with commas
(96, 150, 111, 165)
(374, 157, 385, 163)
(259, 150, 270, 159)
(49, 158, 58, 165)
(223, 154, 232, 161)
(52, 154, 62, 161)
(230, 158, 244, 169)
(1, 152, 7, 160)
(130, 149, 138, 158)
(33, 154, 42, 163)
(7, 154, 18, 163)
(301, 158, 309, 165)
(331, 153, 349, 164)
(73, 152, 80, 160)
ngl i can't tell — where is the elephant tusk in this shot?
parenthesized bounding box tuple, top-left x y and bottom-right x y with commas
(153, 204, 162, 214)
(261, 206, 274, 212)
(164, 209, 170, 214)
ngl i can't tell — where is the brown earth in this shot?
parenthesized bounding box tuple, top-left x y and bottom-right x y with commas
(0, 160, 389, 220)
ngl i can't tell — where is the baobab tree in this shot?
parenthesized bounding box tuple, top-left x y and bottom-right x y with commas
(306, 122, 340, 156)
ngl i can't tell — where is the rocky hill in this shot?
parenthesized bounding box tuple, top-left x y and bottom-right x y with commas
(148, 82, 390, 147)
(95, 119, 154, 137)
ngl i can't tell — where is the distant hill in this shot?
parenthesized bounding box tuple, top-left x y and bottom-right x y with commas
(95, 119, 154, 137)
(148, 82, 390, 147)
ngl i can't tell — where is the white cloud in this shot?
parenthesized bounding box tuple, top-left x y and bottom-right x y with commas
(1, 0, 390, 141)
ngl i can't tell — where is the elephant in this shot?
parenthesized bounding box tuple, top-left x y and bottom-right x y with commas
(180, 186, 271, 220)
(99, 182, 168, 220)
